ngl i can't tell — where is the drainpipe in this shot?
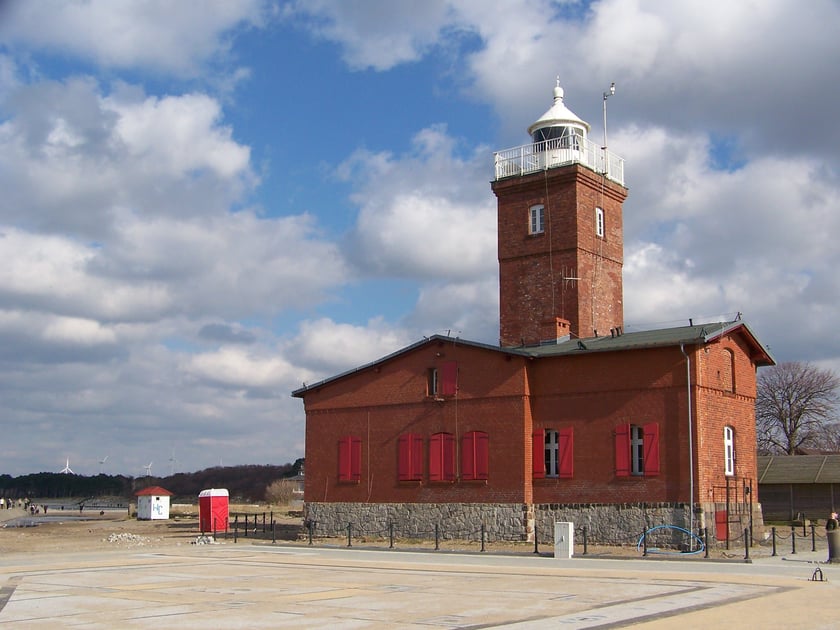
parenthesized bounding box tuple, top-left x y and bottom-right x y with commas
(680, 343, 695, 549)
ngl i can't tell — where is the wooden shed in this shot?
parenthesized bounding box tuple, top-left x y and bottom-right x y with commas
(757, 455, 840, 521)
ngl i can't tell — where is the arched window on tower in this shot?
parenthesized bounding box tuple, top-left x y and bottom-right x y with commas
(720, 349, 735, 393)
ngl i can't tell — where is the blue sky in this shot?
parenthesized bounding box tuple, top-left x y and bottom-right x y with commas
(1, 0, 839, 477)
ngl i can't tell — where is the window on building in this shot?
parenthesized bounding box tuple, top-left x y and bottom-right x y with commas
(427, 362, 457, 397)
(724, 349, 735, 393)
(440, 361, 458, 395)
(724, 426, 735, 476)
(595, 207, 604, 238)
(398, 433, 424, 481)
(529, 204, 545, 235)
(427, 368, 438, 397)
(429, 432, 455, 482)
(615, 423, 660, 477)
(461, 431, 489, 480)
(534, 428, 574, 478)
(338, 435, 362, 482)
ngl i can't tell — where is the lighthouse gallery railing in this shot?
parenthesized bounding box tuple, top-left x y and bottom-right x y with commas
(493, 135, 624, 186)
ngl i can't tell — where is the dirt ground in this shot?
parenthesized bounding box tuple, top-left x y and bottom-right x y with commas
(0, 504, 303, 555)
(0, 504, 802, 560)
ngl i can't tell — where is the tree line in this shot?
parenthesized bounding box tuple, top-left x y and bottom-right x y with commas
(0, 459, 303, 503)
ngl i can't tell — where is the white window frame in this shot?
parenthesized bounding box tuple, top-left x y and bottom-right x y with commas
(544, 429, 559, 478)
(595, 207, 604, 238)
(427, 368, 439, 397)
(529, 204, 545, 235)
(724, 426, 735, 476)
(630, 424, 644, 475)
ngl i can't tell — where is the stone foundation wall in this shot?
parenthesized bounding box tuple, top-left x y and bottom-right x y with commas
(304, 502, 529, 542)
(533, 503, 696, 546)
(303, 501, 726, 545)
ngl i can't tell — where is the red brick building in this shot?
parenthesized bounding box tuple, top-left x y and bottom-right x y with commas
(293, 83, 774, 543)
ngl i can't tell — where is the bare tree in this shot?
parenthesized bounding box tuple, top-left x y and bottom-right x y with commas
(264, 479, 295, 505)
(756, 362, 840, 454)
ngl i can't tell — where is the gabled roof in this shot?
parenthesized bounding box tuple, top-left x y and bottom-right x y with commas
(758, 455, 840, 484)
(517, 320, 774, 365)
(291, 335, 514, 397)
(135, 486, 173, 496)
(291, 319, 774, 398)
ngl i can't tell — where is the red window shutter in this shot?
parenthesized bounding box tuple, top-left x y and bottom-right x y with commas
(615, 424, 630, 477)
(461, 432, 476, 480)
(532, 430, 545, 479)
(475, 431, 489, 480)
(643, 423, 660, 476)
(558, 427, 574, 478)
(429, 432, 455, 482)
(411, 434, 423, 479)
(441, 361, 458, 396)
(399, 433, 424, 481)
(442, 433, 455, 481)
(350, 436, 362, 481)
(339, 435, 362, 482)
(462, 431, 489, 480)
(398, 434, 411, 481)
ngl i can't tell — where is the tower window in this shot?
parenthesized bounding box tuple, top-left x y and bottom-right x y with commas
(724, 426, 735, 476)
(595, 207, 604, 238)
(529, 204, 544, 235)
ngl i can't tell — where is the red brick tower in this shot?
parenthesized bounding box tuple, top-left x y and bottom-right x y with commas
(492, 81, 629, 346)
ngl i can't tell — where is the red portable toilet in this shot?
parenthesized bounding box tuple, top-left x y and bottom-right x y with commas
(199, 488, 229, 533)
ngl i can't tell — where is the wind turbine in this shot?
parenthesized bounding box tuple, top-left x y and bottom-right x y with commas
(98, 455, 109, 474)
(143, 462, 153, 477)
(60, 458, 74, 474)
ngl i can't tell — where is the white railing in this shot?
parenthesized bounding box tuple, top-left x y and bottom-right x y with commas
(493, 136, 624, 186)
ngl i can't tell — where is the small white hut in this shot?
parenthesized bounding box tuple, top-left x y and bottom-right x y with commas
(136, 486, 174, 520)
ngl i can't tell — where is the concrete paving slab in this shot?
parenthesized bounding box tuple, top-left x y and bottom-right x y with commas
(0, 543, 838, 628)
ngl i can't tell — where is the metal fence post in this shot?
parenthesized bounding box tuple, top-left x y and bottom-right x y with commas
(389, 521, 394, 549)
(308, 520, 314, 545)
(533, 522, 539, 555)
(347, 522, 352, 547)
(234, 519, 238, 543)
(771, 526, 777, 556)
(480, 524, 486, 552)
(582, 525, 588, 555)
(434, 523, 440, 551)
(643, 528, 648, 556)
(704, 527, 709, 559)
(744, 528, 751, 562)
(791, 525, 796, 554)
(271, 519, 276, 544)
(243, 514, 248, 537)
(811, 522, 816, 552)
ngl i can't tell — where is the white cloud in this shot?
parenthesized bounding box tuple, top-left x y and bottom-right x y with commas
(0, 0, 267, 76)
(286, 317, 412, 377)
(340, 125, 496, 280)
(285, 0, 460, 71)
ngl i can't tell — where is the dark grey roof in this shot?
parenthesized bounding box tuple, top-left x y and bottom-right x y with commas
(292, 319, 773, 397)
(512, 321, 755, 357)
(758, 455, 840, 484)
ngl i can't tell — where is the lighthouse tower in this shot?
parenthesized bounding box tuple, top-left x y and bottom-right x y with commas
(492, 81, 628, 346)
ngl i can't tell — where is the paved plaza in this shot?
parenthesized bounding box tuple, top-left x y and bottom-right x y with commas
(1, 542, 839, 628)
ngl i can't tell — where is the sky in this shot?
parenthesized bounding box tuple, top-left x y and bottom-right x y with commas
(1, 0, 839, 477)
